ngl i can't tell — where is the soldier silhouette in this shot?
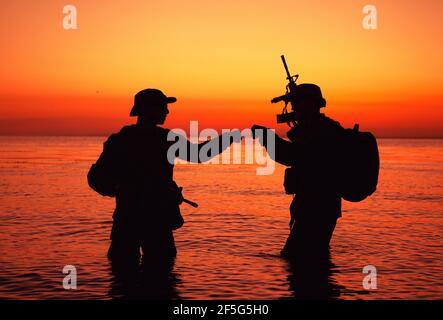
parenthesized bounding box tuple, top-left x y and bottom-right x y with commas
(252, 84, 344, 260)
(88, 89, 240, 268)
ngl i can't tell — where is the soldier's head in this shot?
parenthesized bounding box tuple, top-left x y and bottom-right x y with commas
(130, 89, 176, 125)
(290, 84, 326, 122)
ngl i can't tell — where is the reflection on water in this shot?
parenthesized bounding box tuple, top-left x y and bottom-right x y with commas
(108, 257, 181, 299)
(284, 254, 343, 300)
(0, 137, 442, 299)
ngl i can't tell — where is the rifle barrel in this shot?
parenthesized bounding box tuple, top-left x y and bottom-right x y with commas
(281, 55, 291, 79)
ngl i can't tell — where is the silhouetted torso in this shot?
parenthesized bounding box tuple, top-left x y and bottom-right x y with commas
(93, 123, 234, 266)
(96, 124, 180, 262)
(273, 113, 343, 258)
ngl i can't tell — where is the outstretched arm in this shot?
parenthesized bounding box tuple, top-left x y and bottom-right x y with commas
(169, 130, 241, 163)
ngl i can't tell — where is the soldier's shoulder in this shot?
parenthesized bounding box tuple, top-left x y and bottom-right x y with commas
(320, 114, 343, 131)
(156, 126, 171, 134)
(119, 124, 138, 135)
(105, 125, 137, 145)
(155, 126, 173, 139)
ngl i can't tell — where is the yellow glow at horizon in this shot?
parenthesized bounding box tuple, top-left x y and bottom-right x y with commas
(0, 0, 442, 132)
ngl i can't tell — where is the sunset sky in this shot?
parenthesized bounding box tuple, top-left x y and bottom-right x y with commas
(1, 0, 442, 137)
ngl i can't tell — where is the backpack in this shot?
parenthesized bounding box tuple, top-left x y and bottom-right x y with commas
(340, 124, 379, 202)
(87, 131, 125, 197)
(87, 162, 118, 197)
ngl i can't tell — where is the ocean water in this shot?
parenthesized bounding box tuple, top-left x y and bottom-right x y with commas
(0, 136, 442, 299)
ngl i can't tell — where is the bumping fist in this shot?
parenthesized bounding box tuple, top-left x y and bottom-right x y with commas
(251, 124, 268, 139)
(251, 124, 273, 147)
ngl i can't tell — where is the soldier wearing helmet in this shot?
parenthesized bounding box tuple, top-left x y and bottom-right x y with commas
(252, 83, 344, 260)
(88, 89, 240, 268)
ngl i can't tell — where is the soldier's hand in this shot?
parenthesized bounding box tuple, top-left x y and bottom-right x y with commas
(176, 186, 184, 205)
(251, 125, 268, 138)
(251, 124, 269, 146)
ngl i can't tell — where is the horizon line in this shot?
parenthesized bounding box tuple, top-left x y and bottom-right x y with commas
(1, 134, 443, 140)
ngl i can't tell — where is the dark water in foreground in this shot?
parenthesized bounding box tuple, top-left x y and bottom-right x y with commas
(0, 137, 442, 299)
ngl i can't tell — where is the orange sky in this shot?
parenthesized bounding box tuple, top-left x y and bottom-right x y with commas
(0, 0, 442, 137)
